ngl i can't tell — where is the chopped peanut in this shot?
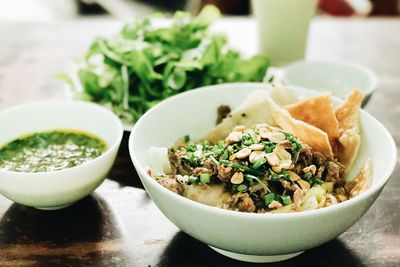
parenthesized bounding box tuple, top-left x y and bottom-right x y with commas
(249, 151, 266, 164)
(249, 143, 264, 151)
(231, 172, 244, 184)
(268, 200, 283, 209)
(235, 147, 252, 159)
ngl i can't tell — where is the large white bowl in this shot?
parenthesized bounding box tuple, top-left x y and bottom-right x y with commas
(129, 83, 396, 263)
(0, 101, 123, 210)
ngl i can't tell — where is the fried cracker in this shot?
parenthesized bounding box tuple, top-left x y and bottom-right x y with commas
(270, 99, 334, 159)
(285, 93, 339, 142)
(334, 88, 363, 169)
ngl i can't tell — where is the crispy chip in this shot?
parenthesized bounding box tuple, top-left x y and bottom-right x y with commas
(345, 160, 372, 198)
(285, 93, 339, 142)
(334, 89, 363, 169)
(270, 99, 334, 159)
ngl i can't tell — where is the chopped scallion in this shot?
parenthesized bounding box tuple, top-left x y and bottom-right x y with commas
(184, 135, 190, 143)
(252, 157, 266, 169)
(281, 195, 292, 206)
(244, 174, 270, 193)
(189, 176, 198, 184)
(237, 184, 248, 192)
(264, 193, 277, 206)
(200, 173, 211, 183)
(303, 172, 312, 180)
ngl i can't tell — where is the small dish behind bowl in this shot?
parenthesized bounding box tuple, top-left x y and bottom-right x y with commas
(129, 83, 396, 263)
(0, 101, 123, 210)
(282, 60, 378, 107)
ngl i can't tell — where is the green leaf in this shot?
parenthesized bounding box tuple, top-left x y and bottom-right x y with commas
(167, 68, 187, 90)
(54, 73, 74, 87)
(78, 69, 102, 97)
(264, 193, 277, 206)
(231, 55, 269, 82)
(195, 5, 221, 27)
(62, 6, 270, 124)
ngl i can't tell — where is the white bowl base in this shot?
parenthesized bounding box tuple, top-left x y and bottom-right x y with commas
(209, 246, 304, 263)
(34, 202, 75, 210)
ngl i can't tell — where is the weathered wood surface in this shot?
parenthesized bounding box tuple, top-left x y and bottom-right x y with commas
(0, 18, 399, 266)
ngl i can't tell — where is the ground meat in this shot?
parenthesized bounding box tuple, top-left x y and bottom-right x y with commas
(168, 148, 193, 176)
(203, 158, 218, 175)
(193, 167, 212, 176)
(294, 145, 344, 185)
(216, 105, 231, 124)
(229, 193, 256, 212)
(294, 144, 313, 173)
(326, 161, 345, 184)
(157, 176, 184, 195)
(217, 165, 234, 181)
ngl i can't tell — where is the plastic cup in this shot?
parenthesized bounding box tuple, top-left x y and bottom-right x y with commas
(252, 0, 318, 66)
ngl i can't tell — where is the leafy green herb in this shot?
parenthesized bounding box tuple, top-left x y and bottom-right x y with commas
(61, 5, 269, 124)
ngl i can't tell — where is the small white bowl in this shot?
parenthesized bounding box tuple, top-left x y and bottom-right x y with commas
(129, 83, 396, 263)
(282, 61, 378, 106)
(0, 101, 123, 210)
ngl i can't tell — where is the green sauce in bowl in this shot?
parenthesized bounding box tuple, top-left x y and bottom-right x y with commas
(0, 130, 107, 172)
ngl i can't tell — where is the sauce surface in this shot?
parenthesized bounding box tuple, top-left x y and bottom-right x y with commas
(0, 130, 107, 172)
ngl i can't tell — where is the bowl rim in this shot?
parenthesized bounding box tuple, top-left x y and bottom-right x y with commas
(0, 100, 124, 176)
(129, 82, 397, 219)
(282, 60, 378, 98)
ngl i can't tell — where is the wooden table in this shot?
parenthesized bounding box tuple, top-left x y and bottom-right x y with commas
(0, 17, 399, 266)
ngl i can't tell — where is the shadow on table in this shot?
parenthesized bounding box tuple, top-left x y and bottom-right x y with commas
(0, 193, 121, 245)
(156, 232, 363, 267)
(108, 131, 144, 189)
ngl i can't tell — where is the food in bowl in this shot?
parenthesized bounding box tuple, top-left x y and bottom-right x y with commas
(149, 87, 371, 213)
(0, 101, 123, 210)
(129, 83, 396, 262)
(0, 130, 107, 172)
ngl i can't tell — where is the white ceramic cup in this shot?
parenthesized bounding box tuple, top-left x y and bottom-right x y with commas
(252, 0, 318, 66)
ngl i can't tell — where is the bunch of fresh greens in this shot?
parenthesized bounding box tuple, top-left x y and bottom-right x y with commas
(59, 6, 269, 123)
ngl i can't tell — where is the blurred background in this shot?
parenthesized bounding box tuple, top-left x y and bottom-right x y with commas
(0, 0, 399, 22)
